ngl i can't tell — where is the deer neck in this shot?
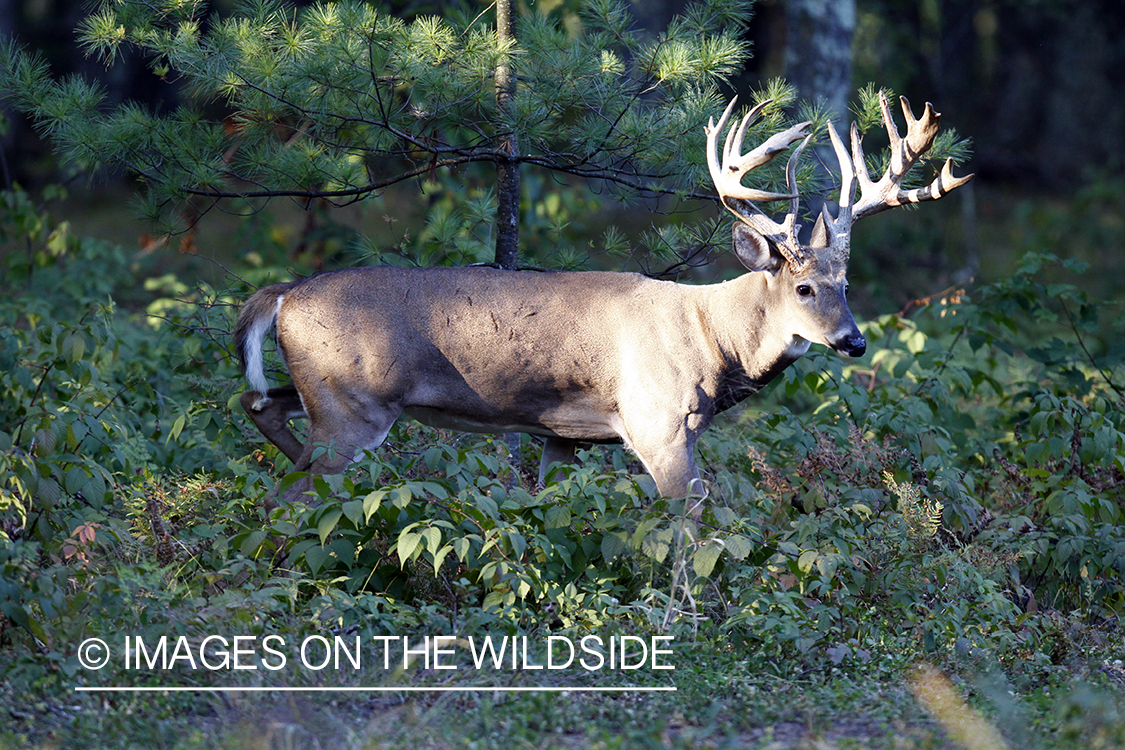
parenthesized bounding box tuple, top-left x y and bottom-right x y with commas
(703, 273, 810, 408)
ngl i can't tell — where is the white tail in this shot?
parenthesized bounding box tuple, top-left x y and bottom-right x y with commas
(236, 95, 971, 511)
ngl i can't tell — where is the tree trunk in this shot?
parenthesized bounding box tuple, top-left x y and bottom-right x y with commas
(494, 0, 520, 271)
(783, 0, 855, 126)
(495, 0, 523, 479)
(0, 0, 17, 187)
(783, 0, 855, 238)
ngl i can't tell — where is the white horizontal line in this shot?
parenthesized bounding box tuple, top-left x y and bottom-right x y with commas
(75, 686, 676, 693)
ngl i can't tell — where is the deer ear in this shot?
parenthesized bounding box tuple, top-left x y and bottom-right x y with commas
(732, 223, 782, 273)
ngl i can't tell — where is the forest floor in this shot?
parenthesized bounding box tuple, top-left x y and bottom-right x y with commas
(6, 641, 1122, 749)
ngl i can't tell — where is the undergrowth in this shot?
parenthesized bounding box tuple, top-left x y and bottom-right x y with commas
(1, 187, 1124, 748)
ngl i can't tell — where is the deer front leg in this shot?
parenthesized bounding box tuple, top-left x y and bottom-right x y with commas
(538, 437, 578, 487)
(240, 385, 307, 463)
(623, 414, 708, 519)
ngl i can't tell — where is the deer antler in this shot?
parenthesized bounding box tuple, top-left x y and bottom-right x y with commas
(705, 98, 813, 267)
(708, 94, 972, 268)
(814, 92, 974, 263)
(854, 93, 973, 219)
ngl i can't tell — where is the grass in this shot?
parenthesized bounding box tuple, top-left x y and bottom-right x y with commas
(3, 177, 1125, 750)
(5, 637, 1123, 749)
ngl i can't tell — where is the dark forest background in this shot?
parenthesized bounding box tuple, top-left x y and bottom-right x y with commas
(3, 0, 1122, 193)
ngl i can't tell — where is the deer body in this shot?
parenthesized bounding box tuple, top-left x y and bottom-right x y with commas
(236, 255, 846, 502)
(236, 93, 970, 508)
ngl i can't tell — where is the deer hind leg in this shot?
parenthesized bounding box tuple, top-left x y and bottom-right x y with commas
(538, 437, 578, 487)
(282, 400, 402, 505)
(240, 385, 308, 463)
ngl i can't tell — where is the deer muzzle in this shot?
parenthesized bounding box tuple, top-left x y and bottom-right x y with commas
(832, 333, 867, 358)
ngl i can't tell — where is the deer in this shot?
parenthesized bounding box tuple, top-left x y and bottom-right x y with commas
(234, 92, 971, 512)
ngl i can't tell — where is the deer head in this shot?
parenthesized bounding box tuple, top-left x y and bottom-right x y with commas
(705, 93, 973, 358)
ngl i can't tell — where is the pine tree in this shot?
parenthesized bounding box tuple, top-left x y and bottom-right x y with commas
(0, 0, 788, 269)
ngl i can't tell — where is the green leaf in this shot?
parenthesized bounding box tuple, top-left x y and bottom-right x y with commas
(475, 493, 499, 518)
(168, 414, 186, 442)
(36, 478, 61, 509)
(692, 542, 722, 578)
(452, 537, 472, 562)
(328, 537, 355, 565)
(287, 539, 318, 562)
(277, 471, 310, 498)
(421, 526, 441, 553)
(341, 499, 364, 525)
(1025, 442, 1047, 465)
(482, 590, 507, 611)
(62, 332, 84, 363)
(397, 531, 422, 566)
(601, 531, 626, 561)
(363, 490, 384, 521)
(641, 527, 673, 563)
(631, 517, 661, 546)
(712, 506, 737, 526)
(816, 554, 839, 580)
(63, 465, 87, 494)
(778, 541, 800, 557)
(798, 549, 819, 574)
(305, 545, 330, 575)
(391, 485, 412, 508)
(544, 504, 571, 529)
(0, 601, 44, 641)
(505, 530, 526, 559)
(240, 529, 268, 557)
(431, 544, 453, 574)
(724, 534, 752, 560)
(317, 508, 343, 544)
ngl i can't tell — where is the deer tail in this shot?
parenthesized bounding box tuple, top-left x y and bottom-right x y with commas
(234, 283, 294, 395)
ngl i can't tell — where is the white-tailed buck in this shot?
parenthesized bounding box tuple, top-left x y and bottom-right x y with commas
(236, 93, 971, 510)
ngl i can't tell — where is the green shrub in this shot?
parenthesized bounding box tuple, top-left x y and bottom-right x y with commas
(714, 251, 1125, 662)
(2, 183, 1123, 709)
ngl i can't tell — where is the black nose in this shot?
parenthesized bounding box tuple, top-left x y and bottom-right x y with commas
(836, 334, 866, 357)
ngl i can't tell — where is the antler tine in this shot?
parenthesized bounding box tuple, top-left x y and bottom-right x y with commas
(723, 99, 770, 177)
(706, 98, 807, 205)
(850, 92, 974, 221)
(705, 97, 813, 265)
(880, 94, 906, 177)
(810, 120, 858, 259)
(901, 157, 973, 203)
(707, 91, 971, 268)
(823, 121, 856, 222)
(781, 132, 814, 239)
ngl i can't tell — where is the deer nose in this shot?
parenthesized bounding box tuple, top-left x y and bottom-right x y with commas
(833, 334, 867, 357)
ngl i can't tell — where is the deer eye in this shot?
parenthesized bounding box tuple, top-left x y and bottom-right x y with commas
(796, 284, 814, 297)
